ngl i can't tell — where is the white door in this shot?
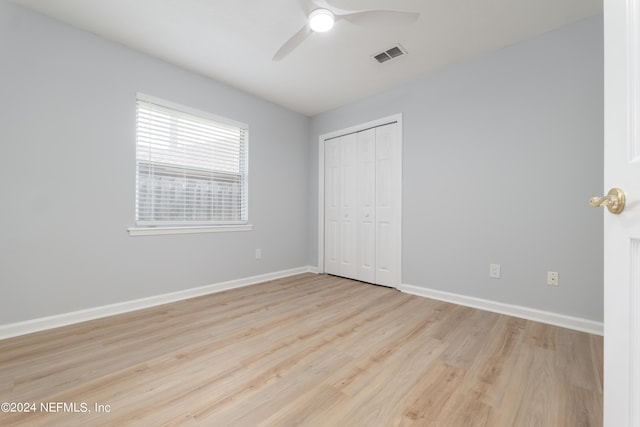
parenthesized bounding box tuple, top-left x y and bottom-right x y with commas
(324, 137, 340, 276)
(324, 133, 358, 280)
(339, 133, 358, 280)
(603, 1, 640, 425)
(321, 115, 402, 288)
(356, 128, 377, 283)
(375, 123, 402, 287)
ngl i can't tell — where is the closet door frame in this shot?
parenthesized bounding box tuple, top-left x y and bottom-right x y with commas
(317, 113, 402, 288)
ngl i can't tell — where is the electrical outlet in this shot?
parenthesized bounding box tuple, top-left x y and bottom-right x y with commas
(547, 271, 559, 286)
(489, 264, 501, 279)
(255, 248, 262, 259)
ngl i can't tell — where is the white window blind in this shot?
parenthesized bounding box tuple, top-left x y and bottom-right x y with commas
(135, 95, 248, 226)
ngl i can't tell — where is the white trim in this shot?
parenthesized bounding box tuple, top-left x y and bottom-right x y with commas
(128, 224, 253, 236)
(631, 239, 640, 427)
(400, 283, 603, 336)
(319, 114, 402, 141)
(317, 113, 403, 285)
(0, 266, 316, 340)
(628, 3, 640, 425)
(136, 92, 248, 130)
(629, 0, 640, 162)
(318, 137, 325, 273)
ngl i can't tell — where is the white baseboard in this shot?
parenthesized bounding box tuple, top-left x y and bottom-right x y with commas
(0, 266, 317, 340)
(400, 283, 603, 336)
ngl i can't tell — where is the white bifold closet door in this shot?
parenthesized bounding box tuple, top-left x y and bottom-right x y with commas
(324, 122, 401, 287)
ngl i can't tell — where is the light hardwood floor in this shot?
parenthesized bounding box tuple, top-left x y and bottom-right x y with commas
(0, 273, 603, 426)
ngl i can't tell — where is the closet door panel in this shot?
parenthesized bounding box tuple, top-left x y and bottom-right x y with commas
(375, 123, 400, 287)
(324, 139, 340, 275)
(357, 128, 376, 283)
(339, 134, 358, 280)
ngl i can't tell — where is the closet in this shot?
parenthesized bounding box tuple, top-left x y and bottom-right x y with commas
(323, 120, 401, 288)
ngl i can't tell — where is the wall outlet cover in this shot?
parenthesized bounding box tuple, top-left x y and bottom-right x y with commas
(489, 264, 501, 279)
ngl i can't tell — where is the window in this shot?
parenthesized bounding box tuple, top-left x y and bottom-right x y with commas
(134, 94, 248, 231)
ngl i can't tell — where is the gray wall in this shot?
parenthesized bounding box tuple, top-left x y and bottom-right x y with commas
(309, 16, 604, 322)
(0, 0, 604, 326)
(0, 1, 310, 324)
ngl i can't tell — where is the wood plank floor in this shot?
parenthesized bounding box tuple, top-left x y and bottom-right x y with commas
(0, 273, 603, 426)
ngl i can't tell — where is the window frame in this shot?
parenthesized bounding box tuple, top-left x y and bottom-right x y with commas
(129, 93, 251, 236)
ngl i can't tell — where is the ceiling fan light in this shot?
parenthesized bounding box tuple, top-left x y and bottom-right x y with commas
(309, 9, 335, 32)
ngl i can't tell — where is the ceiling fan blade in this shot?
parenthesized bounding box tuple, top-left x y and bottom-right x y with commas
(341, 10, 420, 27)
(273, 24, 312, 61)
(311, 0, 355, 16)
(297, 0, 313, 16)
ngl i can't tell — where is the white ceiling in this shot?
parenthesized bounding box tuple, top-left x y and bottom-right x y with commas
(12, 0, 602, 116)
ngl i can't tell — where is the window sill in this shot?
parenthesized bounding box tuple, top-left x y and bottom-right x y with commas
(128, 224, 253, 236)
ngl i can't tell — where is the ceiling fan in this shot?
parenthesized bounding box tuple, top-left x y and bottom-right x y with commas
(273, 0, 420, 61)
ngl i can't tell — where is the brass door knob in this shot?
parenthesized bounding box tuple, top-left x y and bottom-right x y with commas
(589, 188, 626, 214)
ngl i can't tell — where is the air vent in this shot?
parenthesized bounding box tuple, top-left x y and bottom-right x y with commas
(372, 44, 407, 64)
